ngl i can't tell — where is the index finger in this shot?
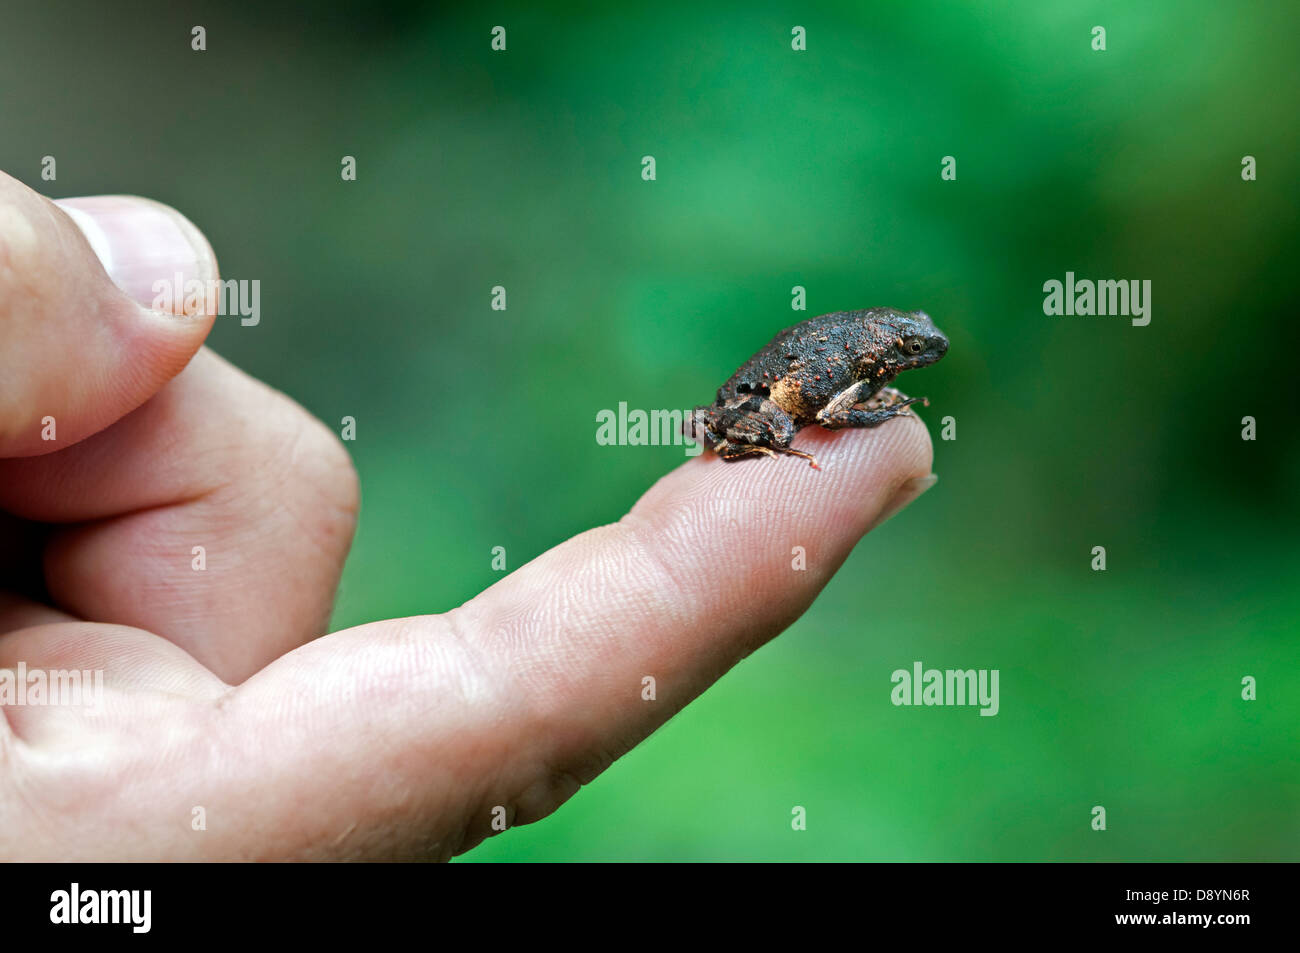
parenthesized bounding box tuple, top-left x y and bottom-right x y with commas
(227, 418, 935, 858)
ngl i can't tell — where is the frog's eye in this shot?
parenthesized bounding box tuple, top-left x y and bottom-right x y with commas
(903, 336, 925, 355)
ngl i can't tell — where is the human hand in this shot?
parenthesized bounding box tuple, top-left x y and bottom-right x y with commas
(0, 171, 935, 860)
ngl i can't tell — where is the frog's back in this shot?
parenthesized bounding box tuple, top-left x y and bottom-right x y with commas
(713, 309, 893, 409)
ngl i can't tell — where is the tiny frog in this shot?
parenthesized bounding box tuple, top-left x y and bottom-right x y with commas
(690, 308, 948, 468)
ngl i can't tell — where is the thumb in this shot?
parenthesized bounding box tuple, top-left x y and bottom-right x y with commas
(0, 171, 217, 457)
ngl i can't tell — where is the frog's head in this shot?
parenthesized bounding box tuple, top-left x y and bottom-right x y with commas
(890, 310, 948, 370)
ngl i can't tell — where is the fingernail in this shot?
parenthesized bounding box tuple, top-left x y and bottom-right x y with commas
(54, 195, 217, 312)
(868, 473, 938, 532)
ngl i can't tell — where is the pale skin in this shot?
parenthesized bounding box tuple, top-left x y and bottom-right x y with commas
(0, 171, 935, 860)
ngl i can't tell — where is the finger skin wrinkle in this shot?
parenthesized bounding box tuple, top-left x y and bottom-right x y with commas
(615, 513, 707, 623)
(442, 590, 590, 758)
(444, 543, 671, 819)
(458, 522, 695, 697)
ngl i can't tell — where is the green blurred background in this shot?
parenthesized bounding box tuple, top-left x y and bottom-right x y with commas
(3, 0, 1297, 860)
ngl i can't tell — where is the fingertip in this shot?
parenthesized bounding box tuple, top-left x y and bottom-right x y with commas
(650, 413, 936, 544)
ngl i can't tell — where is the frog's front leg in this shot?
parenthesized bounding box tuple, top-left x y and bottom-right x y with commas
(694, 397, 820, 468)
(817, 382, 928, 429)
(815, 379, 873, 425)
(863, 385, 929, 412)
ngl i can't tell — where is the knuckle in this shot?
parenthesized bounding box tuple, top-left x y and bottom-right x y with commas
(209, 387, 360, 556)
(270, 405, 361, 540)
(293, 411, 360, 508)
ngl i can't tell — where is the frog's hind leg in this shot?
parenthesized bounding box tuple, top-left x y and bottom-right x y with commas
(710, 397, 790, 451)
(704, 395, 820, 467)
(718, 442, 819, 469)
(717, 443, 776, 461)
